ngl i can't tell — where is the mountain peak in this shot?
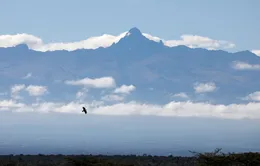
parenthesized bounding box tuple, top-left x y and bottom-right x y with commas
(123, 27, 143, 39)
(115, 27, 147, 43)
(109, 27, 166, 52)
(127, 27, 142, 36)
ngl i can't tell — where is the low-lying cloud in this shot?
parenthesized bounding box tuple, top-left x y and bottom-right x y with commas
(194, 82, 217, 93)
(162, 35, 235, 50)
(3, 83, 260, 120)
(65, 77, 116, 88)
(251, 50, 260, 56)
(171, 92, 189, 99)
(10, 84, 48, 98)
(243, 91, 260, 101)
(1, 99, 260, 120)
(22, 73, 32, 79)
(232, 61, 260, 70)
(25, 85, 48, 96)
(11, 84, 25, 94)
(0, 30, 236, 52)
(101, 94, 125, 102)
(114, 85, 136, 94)
(0, 34, 42, 48)
(10, 84, 26, 99)
(0, 99, 25, 110)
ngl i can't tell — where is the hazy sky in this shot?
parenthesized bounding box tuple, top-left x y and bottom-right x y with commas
(1, 112, 260, 155)
(0, 0, 259, 51)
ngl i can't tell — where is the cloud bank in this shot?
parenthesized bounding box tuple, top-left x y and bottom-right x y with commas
(162, 34, 235, 50)
(1, 98, 260, 120)
(0, 30, 237, 52)
(2, 77, 260, 120)
(251, 50, 260, 56)
(0, 99, 25, 109)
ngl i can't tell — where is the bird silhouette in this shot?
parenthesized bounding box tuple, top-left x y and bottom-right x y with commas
(82, 107, 87, 114)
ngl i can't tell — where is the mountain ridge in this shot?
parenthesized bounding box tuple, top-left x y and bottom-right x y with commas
(1, 27, 258, 56)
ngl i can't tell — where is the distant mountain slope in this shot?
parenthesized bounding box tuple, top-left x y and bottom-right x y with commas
(0, 27, 259, 104)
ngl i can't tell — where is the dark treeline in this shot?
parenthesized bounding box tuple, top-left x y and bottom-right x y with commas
(0, 149, 260, 166)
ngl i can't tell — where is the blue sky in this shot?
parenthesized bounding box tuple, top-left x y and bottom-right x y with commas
(0, 0, 259, 51)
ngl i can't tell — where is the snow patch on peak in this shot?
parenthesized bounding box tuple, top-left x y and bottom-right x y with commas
(142, 33, 162, 43)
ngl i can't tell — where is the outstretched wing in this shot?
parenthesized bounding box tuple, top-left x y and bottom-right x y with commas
(82, 107, 87, 114)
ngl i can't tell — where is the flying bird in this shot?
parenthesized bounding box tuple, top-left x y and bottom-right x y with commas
(82, 107, 87, 114)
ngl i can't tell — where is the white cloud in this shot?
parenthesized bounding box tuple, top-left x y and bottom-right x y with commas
(162, 35, 235, 50)
(251, 50, 260, 56)
(13, 100, 104, 113)
(0, 33, 43, 48)
(172, 92, 189, 99)
(25, 85, 48, 96)
(194, 82, 216, 93)
(75, 87, 88, 102)
(23, 72, 32, 79)
(114, 85, 136, 94)
(243, 91, 260, 101)
(101, 94, 125, 102)
(1, 99, 260, 120)
(76, 91, 84, 99)
(35, 32, 128, 51)
(10, 84, 48, 98)
(11, 84, 25, 94)
(65, 77, 116, 88)
(232, 61, 260, 70)
(0, 32, 127, 51)
(0, 30, 235, 52)
(10, 84, 26, 99)
(0, 99, 25, 110)
(101, 84, 135, 102)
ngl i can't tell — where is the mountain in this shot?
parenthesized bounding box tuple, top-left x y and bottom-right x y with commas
(109, 27, 165, 52)
(0, 27, 260, 105)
